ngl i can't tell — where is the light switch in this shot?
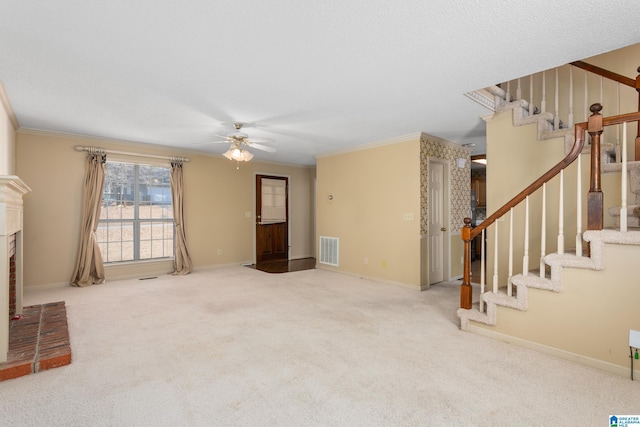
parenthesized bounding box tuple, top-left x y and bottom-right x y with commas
(403, 213, 414, 221)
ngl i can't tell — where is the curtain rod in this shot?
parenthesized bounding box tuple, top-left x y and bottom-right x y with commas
(74, 145, 190, 162)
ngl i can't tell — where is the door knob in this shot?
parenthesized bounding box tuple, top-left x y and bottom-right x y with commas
(441, 227, 447, 232)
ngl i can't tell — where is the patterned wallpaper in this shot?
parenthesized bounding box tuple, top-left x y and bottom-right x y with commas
(420, 133, 471, 235)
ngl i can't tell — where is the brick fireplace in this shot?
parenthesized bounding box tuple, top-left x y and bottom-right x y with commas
(1, 176, 31, 364)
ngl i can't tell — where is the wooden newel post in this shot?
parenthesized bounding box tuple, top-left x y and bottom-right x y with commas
(635, 66, 640, 161)
(460, 217, 473, 309)
(587, 103, 604, 230)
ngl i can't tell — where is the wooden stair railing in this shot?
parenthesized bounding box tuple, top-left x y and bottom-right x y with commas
(570, 61, 640, 161)
(460, 104, 640, 309)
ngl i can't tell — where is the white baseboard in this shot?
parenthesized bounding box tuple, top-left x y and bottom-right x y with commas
(315, 265, 423, 291)
(467, 324, 639, 379)
(25, 281, 69, 291)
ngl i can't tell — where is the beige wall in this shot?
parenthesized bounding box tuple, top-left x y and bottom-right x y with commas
(16, 130, 315, 287)
(316, 138, 422, 288)
(0, 84, 16, 175)
(315, 134, 470, 289)
(476, 242, 640, 373)
(582, 43, 640, 133)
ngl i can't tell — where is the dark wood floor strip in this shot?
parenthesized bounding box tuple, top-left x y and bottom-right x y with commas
(247, 257, 316, 274)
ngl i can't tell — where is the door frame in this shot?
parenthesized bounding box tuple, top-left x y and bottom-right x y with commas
(428, 157, 451, 283)
(253, 172, 292, 264)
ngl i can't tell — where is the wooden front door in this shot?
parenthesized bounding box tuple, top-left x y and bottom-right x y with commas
(256, 175, 289, 262)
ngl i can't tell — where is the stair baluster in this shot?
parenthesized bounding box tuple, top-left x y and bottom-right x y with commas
(554, 68, 560, 130)
(576, 155, 583, 255)
(523, 196, 530, 277)
(492, 225, 499, 294)
(508, 208, 514, 297)
(529, 74, 535, 116)
(558, 169, 565, 255)
(635, 67, 640, 161)
(540, 183, 547, 277)
(621, 122, 628, 232)
(480, 229, 486, 311)
(541, 71, 547, 114)
(568, 66, 574, 128)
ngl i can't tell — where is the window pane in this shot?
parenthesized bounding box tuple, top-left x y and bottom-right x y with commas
(139, 240, 151, 260)
(103, 163, 135, 219)
(139, 200, 152, 219)
(140, 222, 151, 240)
(152, 222, 165, 239)
(96, 223, 109, 242)
(151, 240, 164, 258)
(98, 162, 173, 263)
(121, 241, 134, 261)
(164, 239, 173, 256)
(106, 242, 122, 262)
(164, 222, 174, 239)
(120, 222, 133, 243)
(120, 205, 135, 220)
(104, 241, 133, 263)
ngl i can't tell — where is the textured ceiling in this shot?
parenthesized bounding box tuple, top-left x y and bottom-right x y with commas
(2, 1, 640, 165)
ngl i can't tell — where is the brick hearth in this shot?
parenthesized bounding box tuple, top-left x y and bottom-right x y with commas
(0, 301, 71, 381)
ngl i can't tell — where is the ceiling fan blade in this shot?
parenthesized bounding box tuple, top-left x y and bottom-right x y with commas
(193, 139, 230, 145)
(248, 142, 277, 153)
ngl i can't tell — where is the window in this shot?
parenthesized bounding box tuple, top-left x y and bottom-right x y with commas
(97, 162, 174, 263)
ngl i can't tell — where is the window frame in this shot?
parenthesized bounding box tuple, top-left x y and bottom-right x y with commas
(97, 161, 175, 264)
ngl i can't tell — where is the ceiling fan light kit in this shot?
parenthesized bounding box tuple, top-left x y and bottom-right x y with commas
(207, 122, 276, 165)
(222, 146, 254, 162)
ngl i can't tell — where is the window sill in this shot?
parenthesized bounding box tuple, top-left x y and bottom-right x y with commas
(103, 258, 175, 281)
(104, 258, 174, 268)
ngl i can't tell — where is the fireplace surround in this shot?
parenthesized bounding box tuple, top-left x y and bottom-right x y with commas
(0, 176, 31, 363)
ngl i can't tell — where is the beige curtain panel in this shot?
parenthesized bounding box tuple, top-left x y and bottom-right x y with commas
(170, 161, 193, 275)
(70, 153, 107, 287)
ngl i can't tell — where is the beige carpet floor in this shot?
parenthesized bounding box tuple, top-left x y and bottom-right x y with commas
(1, 265, 638, 426)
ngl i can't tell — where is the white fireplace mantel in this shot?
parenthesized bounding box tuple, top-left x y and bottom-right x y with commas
(0, 175, 31, 363)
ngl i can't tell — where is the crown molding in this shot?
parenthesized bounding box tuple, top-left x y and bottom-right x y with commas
(420, 132, 473, 153)
(0, 81, 19, 131)
(17, 127, 316, 169)
(315, 132, 422, 160)
(464, 89, 496, 112)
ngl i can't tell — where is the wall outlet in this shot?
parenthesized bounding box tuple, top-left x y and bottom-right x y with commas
(217, 249, 222, 255)
(403, 213, 414, 221)
(245, 211, 251, 217)
(630, 329, 640, 348)
(363, 257, 368, 265)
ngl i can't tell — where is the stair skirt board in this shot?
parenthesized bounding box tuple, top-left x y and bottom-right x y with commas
(458, 229, 640, 375)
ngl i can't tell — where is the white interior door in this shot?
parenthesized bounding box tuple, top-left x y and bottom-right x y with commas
(429, 161, 445, 284)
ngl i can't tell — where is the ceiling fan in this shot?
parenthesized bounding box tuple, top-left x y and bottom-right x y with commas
(208, 123, 277, 163)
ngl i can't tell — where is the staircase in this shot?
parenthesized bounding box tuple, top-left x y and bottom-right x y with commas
(458, 58, 640, 377)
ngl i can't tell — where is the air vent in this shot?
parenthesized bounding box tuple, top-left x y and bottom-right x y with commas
(319, 236, 339, 266)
